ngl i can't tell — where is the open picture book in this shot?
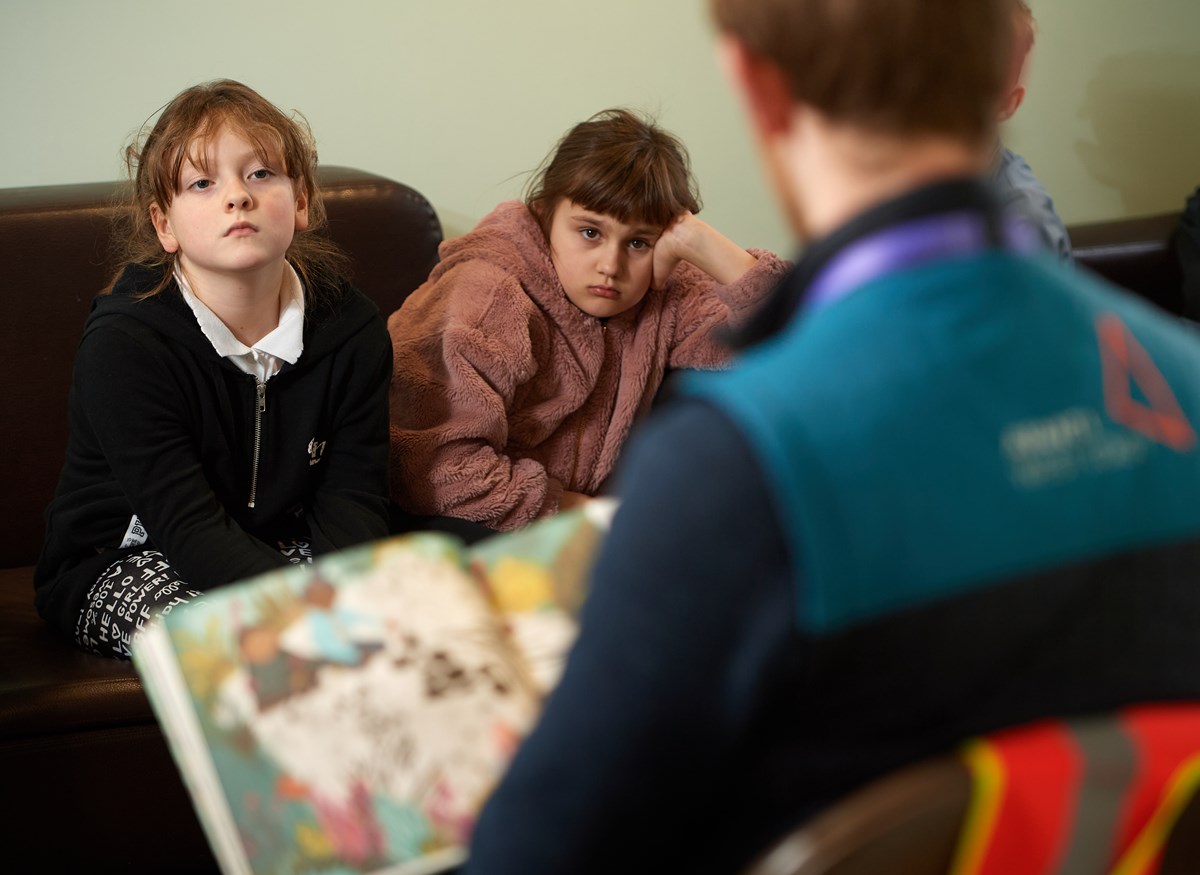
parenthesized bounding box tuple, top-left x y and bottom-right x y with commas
(130, 499, 617, 875)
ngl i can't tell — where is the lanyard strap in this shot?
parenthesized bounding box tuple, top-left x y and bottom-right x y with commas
(806, 209, 1040, 312)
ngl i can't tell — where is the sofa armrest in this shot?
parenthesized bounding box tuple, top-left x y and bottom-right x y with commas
(1069, 211, 1184, 315)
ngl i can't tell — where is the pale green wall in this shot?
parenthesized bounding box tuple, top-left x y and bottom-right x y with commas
(1010, 0, 1200, 226)
(2, 0, 1197, 256)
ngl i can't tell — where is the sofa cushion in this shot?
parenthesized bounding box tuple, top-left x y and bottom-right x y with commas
(0, 565, 151, 737)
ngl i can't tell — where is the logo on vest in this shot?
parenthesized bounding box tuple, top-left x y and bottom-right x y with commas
(1096, 313, 1196, 452)
(999, 314, 1196, 488)
(1001, 407, 1148, 488)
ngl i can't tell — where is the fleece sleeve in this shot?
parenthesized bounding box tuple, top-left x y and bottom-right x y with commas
(667, 248, 790, 370)
(304, 311, 392, 553)
(389, 266, 561, 531)
(464, 400, 796, 874)
(73, 323, 288, 588)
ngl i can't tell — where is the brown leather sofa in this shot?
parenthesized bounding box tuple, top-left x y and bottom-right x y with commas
(0, 169, 1189, 872)
(0, 167, 441, 873)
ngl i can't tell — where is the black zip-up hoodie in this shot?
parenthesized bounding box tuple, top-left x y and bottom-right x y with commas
(35, 263, 392, 640)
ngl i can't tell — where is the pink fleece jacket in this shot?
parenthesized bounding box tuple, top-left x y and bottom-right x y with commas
(388, 200, 789, 530)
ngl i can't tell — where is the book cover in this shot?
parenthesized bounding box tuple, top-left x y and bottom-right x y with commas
(131, 500, 616, 875)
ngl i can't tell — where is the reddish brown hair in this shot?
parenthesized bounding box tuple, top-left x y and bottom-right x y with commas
(709, 0, 1011, 144)
(524, 108, 702, 237)
(108, 79, 346, 298)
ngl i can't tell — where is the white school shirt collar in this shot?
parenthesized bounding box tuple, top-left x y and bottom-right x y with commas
(175, 264, 305, 382)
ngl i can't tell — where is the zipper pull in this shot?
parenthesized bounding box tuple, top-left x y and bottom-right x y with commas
(248, 380, 267, 510)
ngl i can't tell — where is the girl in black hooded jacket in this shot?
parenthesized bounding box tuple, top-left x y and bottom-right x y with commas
(35, 80, 392, 659)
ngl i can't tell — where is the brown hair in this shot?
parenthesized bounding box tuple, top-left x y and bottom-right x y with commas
(107, 79, 347, 299)
(709, 0, 1012, 144)
(524, 108, 702, 237)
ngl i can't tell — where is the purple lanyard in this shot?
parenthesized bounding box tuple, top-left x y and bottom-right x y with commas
(805, 210, 1040, 312)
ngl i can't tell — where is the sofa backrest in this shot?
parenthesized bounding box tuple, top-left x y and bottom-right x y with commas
(0, 166, 441, 569)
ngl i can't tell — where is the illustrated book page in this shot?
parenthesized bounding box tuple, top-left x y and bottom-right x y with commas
(131, 499, 616, 875)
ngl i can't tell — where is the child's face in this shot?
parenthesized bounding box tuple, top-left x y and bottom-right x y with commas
(150, 125, 309, 288)
(548, 200, 661, 319)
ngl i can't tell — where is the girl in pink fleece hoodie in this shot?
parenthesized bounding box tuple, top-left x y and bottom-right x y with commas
(388, 109, 789, 531)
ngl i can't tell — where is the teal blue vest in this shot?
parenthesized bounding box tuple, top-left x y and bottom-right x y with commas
(685, 253, 1200, 635)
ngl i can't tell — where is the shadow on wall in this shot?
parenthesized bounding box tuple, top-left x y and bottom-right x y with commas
(1076, 52, 1200, 217)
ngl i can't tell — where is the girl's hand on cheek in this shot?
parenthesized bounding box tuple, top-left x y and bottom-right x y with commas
(651, 213, 695, 291)
(658, 212, 758, 287)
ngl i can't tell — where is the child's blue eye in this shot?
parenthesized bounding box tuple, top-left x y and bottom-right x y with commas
(190, 179, 212, 191)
